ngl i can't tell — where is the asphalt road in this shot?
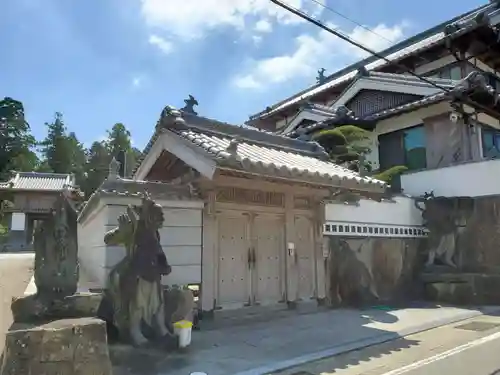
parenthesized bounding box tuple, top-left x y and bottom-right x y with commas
(0, 253, 34, 354)
(273, 313, 500, 375)
(388, 331, 500, 375)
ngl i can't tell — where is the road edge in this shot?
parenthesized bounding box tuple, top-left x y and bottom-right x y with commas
(233, 307, 500, 375)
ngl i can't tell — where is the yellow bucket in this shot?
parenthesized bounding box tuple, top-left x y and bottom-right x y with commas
(173, 320, 193, 348)
(174, 320, 193, 329)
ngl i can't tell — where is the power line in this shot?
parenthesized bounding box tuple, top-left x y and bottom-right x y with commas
(270, 0, 449, 92)
(306, 0, 394, 43)
(270, 0, 497, 116)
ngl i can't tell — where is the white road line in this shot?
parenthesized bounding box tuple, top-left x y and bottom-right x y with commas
(380, 330, 500, 375)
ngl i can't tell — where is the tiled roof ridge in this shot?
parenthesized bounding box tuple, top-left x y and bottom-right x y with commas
(180, 112, 328, 157)
(16, 171, 73, 178)
(131, 107, 331, 176)
(248, 1, 498, 120)
(365, 71, 460, 87)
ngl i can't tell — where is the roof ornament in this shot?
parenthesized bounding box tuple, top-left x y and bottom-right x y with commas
(108, 157, 121, 180)
(453, 71, 488, 95)
(444, 23, 461, 36)
(356, 66, 369, 77)
(316, 68, 327, 84)
(226, 137, 242, 154)
(158, 105, 188, 130)
(474, 11, 490, 25)
(181, 95, 199, 115)
(332, 105, 352, 118)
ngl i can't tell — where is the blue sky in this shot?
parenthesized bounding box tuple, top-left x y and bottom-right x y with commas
(1, 0, 486, 150)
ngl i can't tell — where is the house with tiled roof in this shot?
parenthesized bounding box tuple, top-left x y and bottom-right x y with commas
(248, 0, 500, 199)
(77, 101, 395, 315)
(0, 171, 76, 252)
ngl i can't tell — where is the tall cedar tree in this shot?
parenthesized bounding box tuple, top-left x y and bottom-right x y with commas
(38, 113, 86, 186)
(0, 97, 38, 180)
(104, 123, 141, 177)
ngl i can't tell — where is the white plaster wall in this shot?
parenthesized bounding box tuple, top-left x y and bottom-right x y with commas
(77, 204, 108, 286)
(325, 196, 423, 226)
(401, 158, 500, 197)
(103, 198, 204, 288)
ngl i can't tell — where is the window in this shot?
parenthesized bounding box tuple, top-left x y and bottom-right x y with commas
(403, 126, 427, 170)
(482, 126, 500, 159)
(449, 66, 462, 80)
(378, 125, 427, 172)
(427, 64, 463, 81)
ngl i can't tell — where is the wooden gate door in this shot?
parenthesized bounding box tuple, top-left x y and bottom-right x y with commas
(294, 215, 316, 301)
(216, 212, 251, 309)
(252, 213, 284, 306)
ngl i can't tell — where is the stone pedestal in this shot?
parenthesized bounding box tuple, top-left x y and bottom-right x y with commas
(1, 318, 112, 375)
(11, 292, 103, 323)
(422, 272, 500, 305)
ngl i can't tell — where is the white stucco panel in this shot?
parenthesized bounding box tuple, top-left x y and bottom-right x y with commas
(401, 158, 500, 197)
(325, 196, 423, 227)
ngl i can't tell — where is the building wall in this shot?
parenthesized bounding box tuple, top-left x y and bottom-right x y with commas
(77, 196, 205, 290)
(104, 201, 203, 287)
(326, 236, 425, 306)
(77, 204, 108, 286)
(323, 195, 426, 306)
(346, 91, 422, 117)
(402, 158, 500, 197)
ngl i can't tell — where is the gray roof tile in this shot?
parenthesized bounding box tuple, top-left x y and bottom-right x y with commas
(250, 2, 498, 120)
(171, 127, 385, 188)
(0, 172, 75, 191)
(133, 107, 386, 191)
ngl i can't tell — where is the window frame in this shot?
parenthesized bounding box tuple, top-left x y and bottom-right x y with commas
(481, 126, 500, 159)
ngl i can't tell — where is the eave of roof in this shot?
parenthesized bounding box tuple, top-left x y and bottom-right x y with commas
(285, 71, 500, 136)
(77, 177, 198, 223)
(249, 2, 499, 121)
(0, 172, 76, 192)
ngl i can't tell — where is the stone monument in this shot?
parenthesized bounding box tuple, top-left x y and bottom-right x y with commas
(2, 188, 112, 375)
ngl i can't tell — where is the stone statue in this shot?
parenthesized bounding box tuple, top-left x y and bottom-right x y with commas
(414, 192, 457, 268)
(316, 68, 327, 84)
(181, 95, 198, 115)
(33, 189, 81, 299)
(102, 193, 173, 346)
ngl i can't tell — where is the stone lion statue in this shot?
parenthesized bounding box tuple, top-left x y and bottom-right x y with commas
(414, 192, 457, 268)
(102, 194, 173, 346)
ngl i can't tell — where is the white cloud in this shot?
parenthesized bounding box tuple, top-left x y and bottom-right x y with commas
(140, 0, 323, 41)
(232, 21, 406, 89)
(252, 35, 263, 45)
(148, 34, 173, 54)
(255, 19, 272, 33)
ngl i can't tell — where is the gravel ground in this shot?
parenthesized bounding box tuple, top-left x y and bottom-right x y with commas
(0, 253, 34, 354)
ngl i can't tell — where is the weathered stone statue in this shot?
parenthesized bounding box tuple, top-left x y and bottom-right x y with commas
(103, 193, 173, 346)
(33, 189, 81, 299)
(414, 192, 458, 268)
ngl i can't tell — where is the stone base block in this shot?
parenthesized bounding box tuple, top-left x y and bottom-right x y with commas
(11, 292, 103, 323)
(1, 317, 112, 375)
(422, 272, 500, 305)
